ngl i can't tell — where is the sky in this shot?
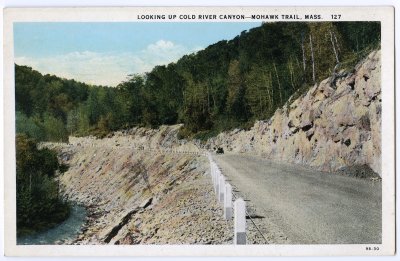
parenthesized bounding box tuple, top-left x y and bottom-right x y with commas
(14, 22, 260, 86)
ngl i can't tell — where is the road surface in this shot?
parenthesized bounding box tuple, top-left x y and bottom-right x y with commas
(214, 154, 381, 244)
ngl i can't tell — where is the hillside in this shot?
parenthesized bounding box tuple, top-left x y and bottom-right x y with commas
(206, 50, 381, 175)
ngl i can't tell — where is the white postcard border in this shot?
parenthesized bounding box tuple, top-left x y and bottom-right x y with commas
(3, 6, 395, 256)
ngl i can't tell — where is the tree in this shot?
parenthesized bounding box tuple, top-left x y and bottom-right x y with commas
(42, 113, 67, 142)
(16, 134, 70, 235)
(77, 105, 90, 136)
(245, 65, 274, 119)
(117, 74, 145, 125)
(309, 33, 316, 83)
(180, 74, 212, 133)
(66, 108, 79, 136)
(226, 60, 248, 121)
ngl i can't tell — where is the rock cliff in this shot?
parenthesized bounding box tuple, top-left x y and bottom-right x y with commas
(206, 50, 381, 176)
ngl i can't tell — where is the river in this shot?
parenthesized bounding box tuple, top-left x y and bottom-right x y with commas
(17, 205, 87, 245)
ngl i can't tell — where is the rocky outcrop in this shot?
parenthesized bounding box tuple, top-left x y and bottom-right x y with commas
(206, 50, 381, 176)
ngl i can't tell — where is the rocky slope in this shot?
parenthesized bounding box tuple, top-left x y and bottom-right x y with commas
(47, 126, 230, 244)
(47, 125, 269, 245)
(206, 50, 381, 176)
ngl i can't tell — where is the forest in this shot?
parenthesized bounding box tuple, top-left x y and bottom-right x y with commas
(16, 22, 380, 141)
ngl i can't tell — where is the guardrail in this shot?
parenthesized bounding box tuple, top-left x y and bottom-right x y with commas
(207, 152, 246, 245)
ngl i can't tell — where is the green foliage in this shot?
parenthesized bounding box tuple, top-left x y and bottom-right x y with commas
(226, 60, 248, 121)
(16, 111, 45, 141)
(42, 113, 68, 141)
(334, 22, 381, 54)
(15, 22, 381, 141)
(245, 65, 275, 120)
(16, 134, 70, 236)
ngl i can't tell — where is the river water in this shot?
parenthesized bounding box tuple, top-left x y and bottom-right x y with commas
(17, 205, 87, 245)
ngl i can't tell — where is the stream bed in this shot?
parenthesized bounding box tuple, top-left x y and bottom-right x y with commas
(17, 205, 87, 245)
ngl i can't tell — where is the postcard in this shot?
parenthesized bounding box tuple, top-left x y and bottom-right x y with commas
(3, 6, 395, 256)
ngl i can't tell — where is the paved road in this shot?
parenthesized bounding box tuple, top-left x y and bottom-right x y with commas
(214, 154, 382, 244)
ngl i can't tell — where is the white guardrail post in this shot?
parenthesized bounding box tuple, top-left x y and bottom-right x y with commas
(219, 175, 225, 204)
(213, 164, 218, 191)
(234, 198, 246, 245)
(211, 162, 216, 187)
(224, 183, 232, 220)
(215, 169, 220, 199)
(208, 151, 245, 244)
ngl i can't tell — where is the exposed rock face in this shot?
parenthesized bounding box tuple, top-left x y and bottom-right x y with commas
(206, 51, 381, 176)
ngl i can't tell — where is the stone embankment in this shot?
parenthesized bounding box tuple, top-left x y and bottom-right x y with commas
(48, 125, 236, 245)
(206, 51, 381, 176)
